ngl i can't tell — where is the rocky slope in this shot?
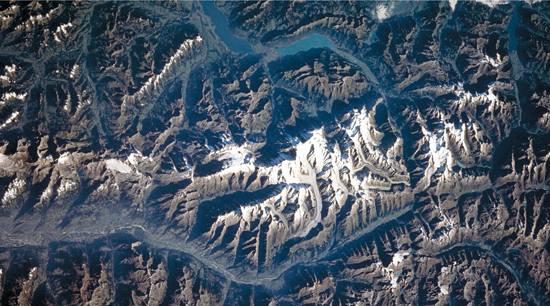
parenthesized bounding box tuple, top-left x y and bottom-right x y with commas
(0, 0, 549, 305)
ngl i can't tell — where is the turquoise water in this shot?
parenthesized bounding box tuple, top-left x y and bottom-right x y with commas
(277, 34, 334, 56)
(200, 1, 253, 54)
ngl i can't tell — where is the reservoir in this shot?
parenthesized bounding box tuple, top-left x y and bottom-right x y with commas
(277, 34, 334, 56)
(200, 1, 254, 54)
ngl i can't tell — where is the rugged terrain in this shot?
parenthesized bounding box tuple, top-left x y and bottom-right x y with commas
(0, 0, 549, 305)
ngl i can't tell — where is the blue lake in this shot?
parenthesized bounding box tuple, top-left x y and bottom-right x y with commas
(507, 2, 519, 52)
(200, 1, 254, 54)
(277, 34, 334, 56)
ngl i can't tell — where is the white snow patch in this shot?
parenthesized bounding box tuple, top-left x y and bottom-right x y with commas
(421, 118, 453, 189)
(449, 0, 458, 11)
(130, 36, 203, 105)
(381, 266, 400, 289)
(128, 152, 153, 166)
(5, 64, 15, 74)
(376, 4, 391, 21)
(56, 22, 72, 35)
(40, 187, 52, 203)
(70, 64, 79, 79)
(482, 54, 502, 68)
(76, 98, 91, 112)
(474, 0, 509, 7)
(440, 284, 450, 295)
(330, 143, 349, 208)
(1, 92, 27, 103)
(444, 120, 463, 139)
(342, 107, 383, 156)
(58, 152, 71, 165)
(53, 22, 72, 43)
(28, 267, 37, 278)
(105, 159, 132, 174)
(281, 129, 327, 238)
(218, 146, 254, 169)
(0, 153, 9, 163)
(63, 93, 71, 112)
(2, 178, 25, 204)
(0, 111, 19, 130)
(0, 64, 16, 84)
(392, 251, 408, 266)
(57, 178, 78, 195)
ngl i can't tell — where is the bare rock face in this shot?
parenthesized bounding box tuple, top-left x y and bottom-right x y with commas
(0, 0, 549, 305)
